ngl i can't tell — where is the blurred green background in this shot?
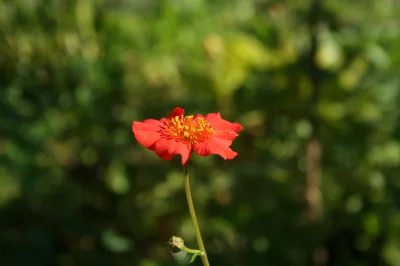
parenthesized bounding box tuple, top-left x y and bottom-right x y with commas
(1, 0, 400, 265)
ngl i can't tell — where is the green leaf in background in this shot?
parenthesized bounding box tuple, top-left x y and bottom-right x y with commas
(102, 229, 132, 253)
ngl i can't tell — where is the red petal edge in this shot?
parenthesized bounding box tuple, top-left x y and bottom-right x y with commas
(132, 119, 163, 150)
(167, 107, 185, 119)
(154, 138, 192, 164)
(205, 113, 243, 133)
(192, 112, 242, 160)
(193, 136, 238, 160)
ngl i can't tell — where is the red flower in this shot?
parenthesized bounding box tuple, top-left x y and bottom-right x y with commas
(132, 107, 243, 164)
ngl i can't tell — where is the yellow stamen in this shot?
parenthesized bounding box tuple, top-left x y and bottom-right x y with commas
(161, 115, 215, 144)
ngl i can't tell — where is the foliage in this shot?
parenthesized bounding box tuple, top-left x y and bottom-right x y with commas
(1, 0, 400, 265)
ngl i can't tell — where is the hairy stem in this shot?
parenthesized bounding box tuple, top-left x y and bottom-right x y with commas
(184, 164, 210, 266)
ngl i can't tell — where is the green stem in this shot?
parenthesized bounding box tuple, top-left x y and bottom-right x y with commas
(184, 164, 210, 266)
(183, 246, 203, 255)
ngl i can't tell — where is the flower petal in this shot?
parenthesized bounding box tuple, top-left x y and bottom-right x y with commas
(168, 107, 185, 119)
(154, 138, 192, 164)
(205, 113, 243, 132)
(212, 131, 239, 146)
(132, 108, 242, 163)
(204, 113, 243, 145)
(193, 136, 238, 160)
(132, 119, 163, 150)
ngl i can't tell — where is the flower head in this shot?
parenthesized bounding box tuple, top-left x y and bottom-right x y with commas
(132, 107, 243, 164)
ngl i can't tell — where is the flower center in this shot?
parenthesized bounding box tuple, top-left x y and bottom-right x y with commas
(162, 115, 215, 144)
